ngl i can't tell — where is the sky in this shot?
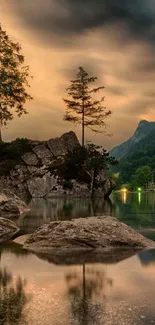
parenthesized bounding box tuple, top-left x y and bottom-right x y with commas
(1, 0, 155, 150)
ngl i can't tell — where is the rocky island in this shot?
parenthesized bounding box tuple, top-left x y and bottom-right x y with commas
(0, 131, 115, 198)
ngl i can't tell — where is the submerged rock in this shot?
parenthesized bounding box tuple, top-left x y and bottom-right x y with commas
(0, 218, 20, 244)
(24, 216, 155, 256)
(0, 189, 29, 218)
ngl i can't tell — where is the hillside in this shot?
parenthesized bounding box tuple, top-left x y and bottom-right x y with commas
(110, 121, 155, 188)
(110, 120, 155, 160)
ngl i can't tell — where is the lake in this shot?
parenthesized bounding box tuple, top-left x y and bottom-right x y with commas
(1, 192, 155, 324)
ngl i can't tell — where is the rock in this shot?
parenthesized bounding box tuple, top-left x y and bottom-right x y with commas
(0, 131, 115, 198)
(13, 234, 31, 245)
(27, 173, 58, 197)
(47, 131, 79, 157)
(32, 143, 51, 159)
(94, 178, 115, 197)
(0, 218, 20, 244)
(61, 131, 80, 151)
(22, 152, 39, 166)
(0, 189, 29, 218)
(47, 137, 68, 156)
(24, 216, 155, 255)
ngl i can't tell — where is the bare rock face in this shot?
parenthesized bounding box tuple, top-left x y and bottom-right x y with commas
(22, 152, 39, 166)
(47, 137, 68, 156)
(61, 131, 80, 151)
(27, 173, 58, 198)
(24, 216, 155, 255)
(0, 189, 29, 218)
(0, 217, 20, 244)
(0, 131, 115, 198)
(32, 143, 51, 159)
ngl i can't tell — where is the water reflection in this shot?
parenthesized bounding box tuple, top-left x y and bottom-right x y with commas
(0, 267, 28, 325)
(138, 249, 155, 266)
(18, 198, 115, 234)
(1, 243, 155, 324)
(17, 192, 155, 235)
(66, 265, 113, 325)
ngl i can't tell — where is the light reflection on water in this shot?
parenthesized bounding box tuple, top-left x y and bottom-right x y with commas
(4, 192, 155, 324)
(0, 243, 155, 324)
(16, 192, 155, 236)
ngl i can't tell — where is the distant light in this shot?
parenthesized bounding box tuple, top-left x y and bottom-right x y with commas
(137, 187, 142, 192)
(121, 188, 128, 193)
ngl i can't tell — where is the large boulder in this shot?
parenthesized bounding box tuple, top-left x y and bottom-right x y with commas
(0, 189, 29, 218)
(0, 218, 20, 244)
(24, 216, 155, 256)
(27, 173, 59, 197)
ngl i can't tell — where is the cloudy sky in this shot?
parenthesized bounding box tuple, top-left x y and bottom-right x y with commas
(1, 0, 155, 149)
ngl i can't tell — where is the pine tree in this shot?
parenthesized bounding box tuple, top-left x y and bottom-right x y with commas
(0, 24, 33, 141)
(63, 67, 111, 146)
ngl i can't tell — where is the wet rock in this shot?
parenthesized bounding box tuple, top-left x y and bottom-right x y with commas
(24, 216, 155, 254)
(0, 189, 29, 218)
(0, 217, 20, 244)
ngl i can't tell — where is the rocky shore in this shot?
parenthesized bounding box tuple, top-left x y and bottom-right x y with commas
(0, 131, 115, 198)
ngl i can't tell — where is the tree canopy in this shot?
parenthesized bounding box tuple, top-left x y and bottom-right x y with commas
(0, 24, 33, 140)
(63, 67, 111, 146)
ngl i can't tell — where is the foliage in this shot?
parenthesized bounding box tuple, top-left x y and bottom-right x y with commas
(61, 143, 118, 183)
(86, 142, 118, 174)
(63, 66, 111, 146)
(114, 128, 155, 188)
(0, 138, 31, 175)
(0, 24, 33, 140)
(63, 180, 73, 190)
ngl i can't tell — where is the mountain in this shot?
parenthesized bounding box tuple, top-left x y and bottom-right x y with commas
(110, 120, 155, 160)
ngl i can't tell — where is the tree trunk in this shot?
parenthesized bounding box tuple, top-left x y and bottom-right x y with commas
(90, 169, 95, 197)
(0, 126, 2, 142)
(82, 81, 85, 147)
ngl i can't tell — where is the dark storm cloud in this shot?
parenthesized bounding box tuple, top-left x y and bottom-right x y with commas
(11, 0, 155, 45)
(61, 56, 107, 81)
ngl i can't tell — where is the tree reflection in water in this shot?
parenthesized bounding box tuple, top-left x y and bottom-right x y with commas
(65, 265, 113, 325)
(0, 267, 28, 325)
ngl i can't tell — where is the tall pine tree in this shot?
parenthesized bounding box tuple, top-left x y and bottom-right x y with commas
(63, 67, 111, 146)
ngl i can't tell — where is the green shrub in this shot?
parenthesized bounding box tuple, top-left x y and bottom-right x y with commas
(63, 181, 73, 190)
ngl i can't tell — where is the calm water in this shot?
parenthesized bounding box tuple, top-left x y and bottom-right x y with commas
(18, 192, 155, 237)
(1, 192, 155, 324)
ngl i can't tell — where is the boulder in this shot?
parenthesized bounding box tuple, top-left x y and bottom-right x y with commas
(32, 143, 51, 159)
(24, 216, 155, 255)
(47, 131, 80, 157)
(27, 173, 58, 197)
(22, 152, 39, 166)
(47, 137, 68, 156)
(0, 189, 29, 218)
(0, 218, 20, 244)
(61, 131, 80, 151)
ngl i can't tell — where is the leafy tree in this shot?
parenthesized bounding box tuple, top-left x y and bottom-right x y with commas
(63, 67, 111, 146)
(132, 166, 152, 188)
(86, 143, 118, 195)
(0, 24, 33, 141)
(61, 142, 118, 195)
